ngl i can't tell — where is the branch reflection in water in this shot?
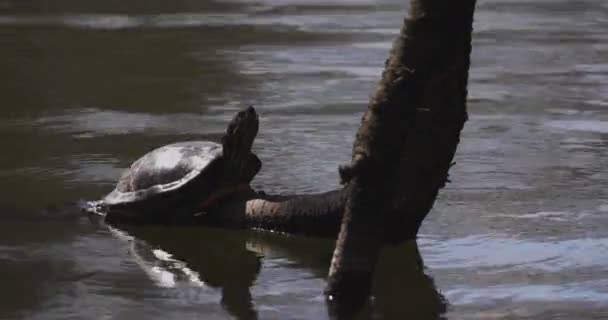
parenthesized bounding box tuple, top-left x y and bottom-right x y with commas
(109, 223, 446, 319)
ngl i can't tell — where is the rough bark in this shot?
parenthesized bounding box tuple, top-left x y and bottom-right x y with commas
(326, 0, 477, 316)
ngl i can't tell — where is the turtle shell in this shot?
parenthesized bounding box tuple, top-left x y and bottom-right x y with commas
(103, 141, 223, 206)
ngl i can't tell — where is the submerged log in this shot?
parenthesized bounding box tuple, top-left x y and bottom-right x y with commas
(326, 0, 477, 316)
(104, 189, 347, 235)
(199, 189, 347, 237)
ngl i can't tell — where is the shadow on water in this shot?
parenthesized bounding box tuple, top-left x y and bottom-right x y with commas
(115, 223, 447, 319)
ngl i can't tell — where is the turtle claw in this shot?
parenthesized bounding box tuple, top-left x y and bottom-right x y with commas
(79, 200, 108, 217)
(193, 211, 207, 217)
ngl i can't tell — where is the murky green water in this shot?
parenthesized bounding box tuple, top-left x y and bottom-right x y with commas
(1, 0, 607, 319)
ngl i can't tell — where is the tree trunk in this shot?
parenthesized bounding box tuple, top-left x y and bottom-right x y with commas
(326, 0, 477, 317)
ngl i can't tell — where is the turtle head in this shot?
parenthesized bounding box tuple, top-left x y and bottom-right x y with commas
(220, 106, 261, 183)
(198, 106, 261, 211)
(221, 106, 259, 163)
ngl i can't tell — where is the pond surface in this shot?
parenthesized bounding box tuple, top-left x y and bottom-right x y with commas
(1, 0, 607, 319)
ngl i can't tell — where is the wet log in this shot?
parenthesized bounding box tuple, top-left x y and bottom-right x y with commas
(325, 0, 477, 317)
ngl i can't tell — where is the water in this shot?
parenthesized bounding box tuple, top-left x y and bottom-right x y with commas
(1, 0, 607, 319)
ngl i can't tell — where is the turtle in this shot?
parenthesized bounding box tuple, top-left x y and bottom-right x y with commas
(93, 106, 261, 224)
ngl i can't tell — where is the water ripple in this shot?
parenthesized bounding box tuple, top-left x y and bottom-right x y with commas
(421, 235, 608, 272)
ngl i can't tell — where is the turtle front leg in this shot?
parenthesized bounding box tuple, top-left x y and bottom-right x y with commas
(198, 183, 257, 212)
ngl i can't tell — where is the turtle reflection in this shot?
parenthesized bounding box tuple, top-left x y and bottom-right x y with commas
(116, 225, 446, 320)
(115, 225, 260, 320)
